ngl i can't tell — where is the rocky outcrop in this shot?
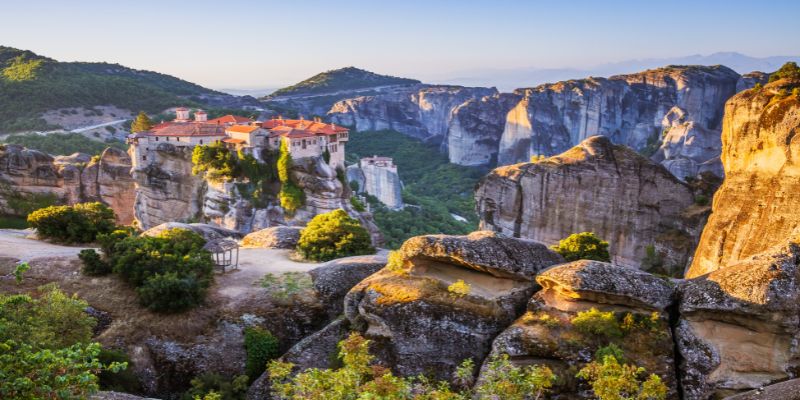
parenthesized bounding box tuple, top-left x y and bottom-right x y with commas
(483, 260, 678, 398)
(242, 226, 302, 249)
(343, 231, 562, 380)
(309, 252, 388, 318)
(499, 66, 742, 178)
(329, 85, 497, 142)
(0, 144, 135, 224)
(476, 135, 704, 273)
(687, 80, 800, 278)
(676, 237, 800, 399)
(724, 378, 800, 400)
(736, 71, 770, 93)
(141, 222, 242, 241)
(443, 93, 522, 166)
(347, 160, 403, 210)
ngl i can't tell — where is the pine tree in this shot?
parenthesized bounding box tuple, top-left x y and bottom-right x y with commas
(130, 111, 153, 133)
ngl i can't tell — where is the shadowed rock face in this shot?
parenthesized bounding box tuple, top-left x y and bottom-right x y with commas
(476, 135, 704, 272)
(677, 238, 800, 399)
(0, 145, 135, 224)
(343, 231, 563, 381)
(687, 79, 800, 278)
(482, 260, 678, 398)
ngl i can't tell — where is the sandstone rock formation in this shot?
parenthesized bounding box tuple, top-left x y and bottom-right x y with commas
(444, 92, 521, 166)
(343, 231, 563, 380)
(687, 79, 800, 278)
(476, 135, 703, 273)
(329, 85, 497, 141)
(309, 252, 388, 318)
(0, 144, 135, 224)
(677, 237, 800, 399)
(242, 226, 302, 249)
(347, 158, 403, 210)
(483, 260, 678, 397)
(141, 222, 242, 241)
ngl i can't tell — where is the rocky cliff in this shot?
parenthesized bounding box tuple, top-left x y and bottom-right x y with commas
(0, 144, 135, 224)
(687, 79, 800, 278)
(346, 162, 403, 209)
(476, 135, 705, 273)
(131, 143, 382, 243)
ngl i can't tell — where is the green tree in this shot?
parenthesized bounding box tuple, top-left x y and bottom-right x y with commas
(244, 326, 280, 382)
(768, 62, 800, 83)
(296, 209, 374, 261)
(0, 285, 126, 399)
(474, 353, 556, 400)
(130, 111, 154, 133)
(2, 55, 43, 81)
(192, 142, 238, 181)
(279, 182, 305, 215)
(551, 232, 611, 262)
(27, 202, 117, 243)
(277, 139, 292, 183)
(576, 352, 667, 400)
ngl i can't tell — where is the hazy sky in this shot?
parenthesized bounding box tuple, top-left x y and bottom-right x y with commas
(3, 0, 800, 89)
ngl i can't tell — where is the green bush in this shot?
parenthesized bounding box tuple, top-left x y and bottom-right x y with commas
(137, 272, 205, 313)
(279, 182, 305, 216)
(297, 209, 374, 261)
(182, 373, 249, 400)
(349, 196, 366, 212)
(551, 232, 611, 262)
(27, 202, 116, 243)
(571, 308, 623, 338)
(244, 326, 280, 382)
(79, 249, 111, 276)
(102, 228, 214, 313)
(768, 61, 800, 83)
(98, 348, 141, 393)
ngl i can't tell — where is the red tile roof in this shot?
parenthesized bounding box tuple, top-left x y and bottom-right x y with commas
(260, 118, 347, 136)
(208, 115, 253, 125)
(223, 138, 246, 144)
(226, 125, 260, 134)
(148, 122, 227, 137)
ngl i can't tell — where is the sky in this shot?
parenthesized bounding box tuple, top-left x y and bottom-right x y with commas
(3, 0, 800, 90)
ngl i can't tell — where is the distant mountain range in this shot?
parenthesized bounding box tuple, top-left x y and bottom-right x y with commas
(423, 52, 800, 91)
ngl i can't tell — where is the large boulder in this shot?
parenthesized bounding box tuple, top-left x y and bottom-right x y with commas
(482, 260, 678, 398)
(476, 135, 703, 274)
(141, 222, 242, 241)
(687, 79, 800, 278)
(309, 252, 388, 318)
(676, 237, 800, 399)
(723, 378, 800, 400)
(343, 231, 563, 380)
(242, 226, 302, 249)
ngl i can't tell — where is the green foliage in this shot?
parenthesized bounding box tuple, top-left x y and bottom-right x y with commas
(768, 62, 800, 83)
(268, 67, 419, 98)
(277, 139, 292, 183)
(694, 194, 709, 206)
(244, 326, 280, 382)
(297, 209, 375, 261)
(279, 182, 305, 215)
(0, 181, 60, 217)
(639, 245, 664, 274)
(269, 333, 555, 400)
(551, 232, 611, 262)
(79, 249, 112, 276)
(475, 353, 556, 400)
(101, 228, 214, 313)
(137, 272, 206, 313)
(322, 148, 331, 163)
(0, 285, 126, 399)
(192, 142, 239, 181)
(2, 55, 43, 81)
(183, 373, 249, 400)
(258, 272, 314, 300)
(27, 202, 116, 243)
(1, 132, 126, 155)
(130, 111, 154, 133)
(349, 196, 366, 212)
(13, 262, 30, 284)
(0, 46, 216, 133)
(576, 354, 667, 400)
(346, 130, 484, 248)
(0, 215, 28, 229)
(571, 308, 624, 339)
(98, 348, 141, 393)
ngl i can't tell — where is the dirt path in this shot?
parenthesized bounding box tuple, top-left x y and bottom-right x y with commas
(0, 229, 90, 261)
(215, 248, 320, 300)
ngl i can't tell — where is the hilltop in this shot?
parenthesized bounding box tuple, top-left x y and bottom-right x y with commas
(0, 46, 250, 133)
(266, 66, 420, 99)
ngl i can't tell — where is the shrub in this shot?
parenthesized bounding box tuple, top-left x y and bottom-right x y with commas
(137, 272, 205, 313)
(551, 232, 611, 262)
(571, 308, 623, 338)
(768, 62, 800, 83)
(279, 182, 305, 215)
(182, 373, 249, 400)
(694, 194, 708, 206)
(79, 249, 111, 276)
(98, 348, 141, 393)
(475, 353, 556, 400)
(27, 202, 116, 243)
(192, 142, 238, 181)
(297, 209, 375, 261)
(244, 327, 280, 382)
(349, 196, 366, 212)
(576, 354, 667, 400)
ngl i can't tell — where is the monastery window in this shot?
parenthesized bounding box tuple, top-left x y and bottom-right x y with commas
(155, 137, 159, 141)
(142, 155, 147, 161)
(200, 140, 203, 144)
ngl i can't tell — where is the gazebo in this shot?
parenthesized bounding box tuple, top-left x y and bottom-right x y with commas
(203, 238, 240, 273)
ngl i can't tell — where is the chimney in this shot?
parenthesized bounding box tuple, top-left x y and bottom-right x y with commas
(194, 109, 207, 122)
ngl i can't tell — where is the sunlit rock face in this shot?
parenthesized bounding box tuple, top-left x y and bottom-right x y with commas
(677, 238, 800, 399)
(343, 231, 563, 381)
(687, 79, 800, 278)
(498, 66, 742, 179)
(482, 260, 679, 398)
(476, 136, 703, 273)
(0, 145, 135, 224)
(445, 93, 521, 166)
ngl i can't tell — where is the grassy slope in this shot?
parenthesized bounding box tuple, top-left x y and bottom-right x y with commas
(268, 67, 419, 98)
(346, 130, 488, 248)
(0, 46, 219, 132)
